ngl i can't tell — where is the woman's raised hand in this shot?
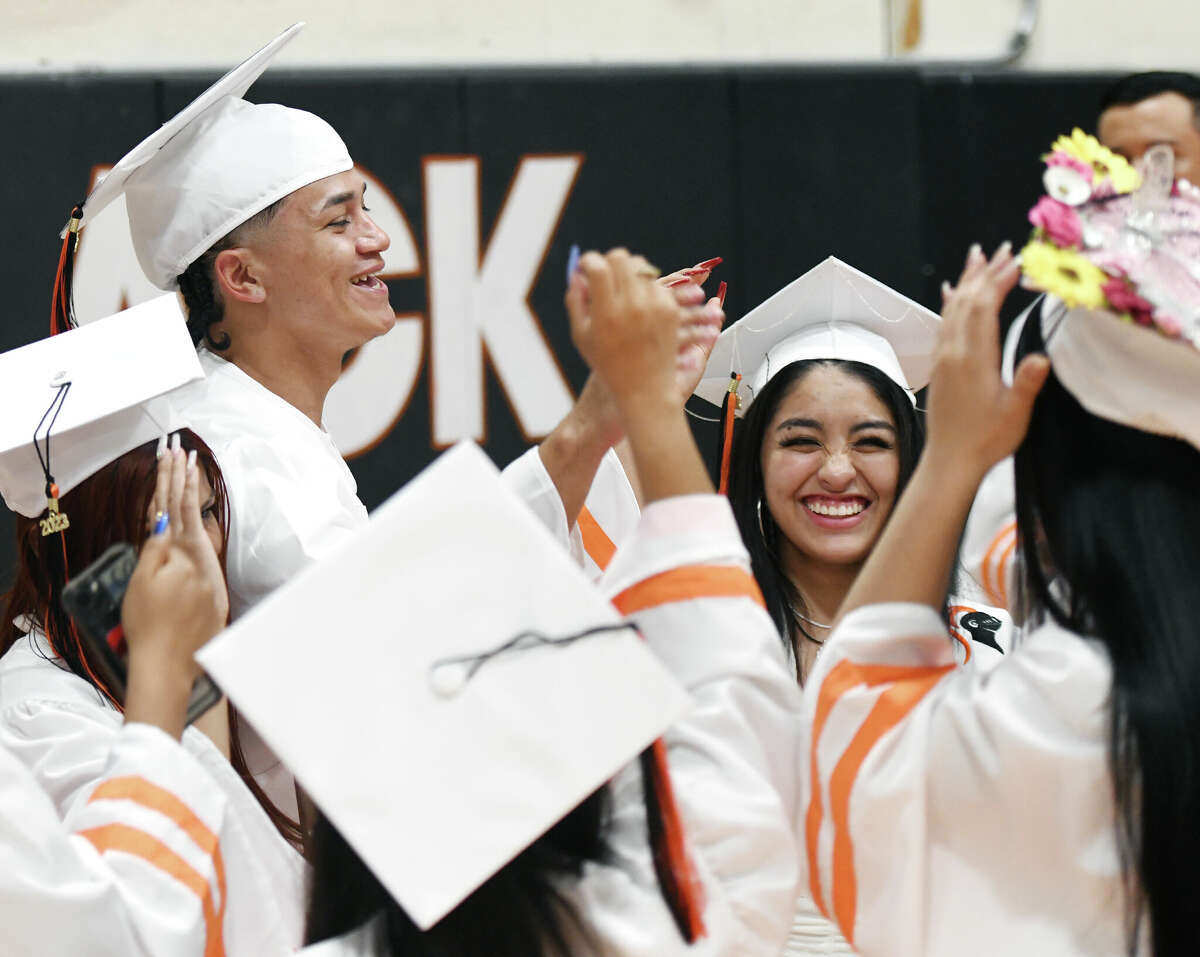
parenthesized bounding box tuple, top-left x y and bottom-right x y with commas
(659, 258, 725, 399)
(123, 440, 228, 720)
(567, 249, 720, 415)
(929, 243, 1051, 478)
(567, 249, 716, 501)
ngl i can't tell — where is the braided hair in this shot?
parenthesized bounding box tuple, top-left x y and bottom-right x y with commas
(176, 198, 286, 352)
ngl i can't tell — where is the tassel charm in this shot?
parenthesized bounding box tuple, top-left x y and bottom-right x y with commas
(40, 483, 70, 537)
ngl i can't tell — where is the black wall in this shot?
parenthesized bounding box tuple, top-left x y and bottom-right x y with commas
(0, 66, 1119, 586)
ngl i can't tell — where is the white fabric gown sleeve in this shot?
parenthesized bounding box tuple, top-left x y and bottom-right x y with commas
(0, 723, 230, 957)
(956, 458, 1018, 612)
(801, 602, 1127, 957)
(0, 640, 308, 955)
(501, 446, 641, 580)
(569, 494, 802, 956)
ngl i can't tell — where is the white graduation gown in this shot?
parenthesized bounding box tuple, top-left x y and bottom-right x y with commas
(502, 445, 640, 580)
(0, 632, 308, 956)
(802, 601, 1133, 957)
(171, 348, 369, 621)
(506, 444, 1015, 956)
(298, 494, 803, 956)
(0, 724, 238, 957)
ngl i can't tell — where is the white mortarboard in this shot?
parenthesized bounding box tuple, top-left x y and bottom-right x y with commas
(63, 22, 352, 293)
(695, 256, 941, 414)
(1008, 295, 1200, 450)
(0, 295, 203, 518)
(196, 442, 692, 931)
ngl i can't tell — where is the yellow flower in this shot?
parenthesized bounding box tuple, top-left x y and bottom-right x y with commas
(1047, 128, 1141, 194)
(1020, 240, 1108, 309)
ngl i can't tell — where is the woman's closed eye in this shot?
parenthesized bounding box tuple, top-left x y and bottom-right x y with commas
(780, 435, 821, 450)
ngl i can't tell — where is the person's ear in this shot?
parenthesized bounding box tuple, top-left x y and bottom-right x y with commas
(213, 248, 267, 305)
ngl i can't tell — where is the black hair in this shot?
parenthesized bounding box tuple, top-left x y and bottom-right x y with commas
(726, 358, 923, 679)
(176, 198, 286, 351)
(1013, 315, 1200, 956)
(1098, 71, 1200, 129)
(304, 788, 611, 956)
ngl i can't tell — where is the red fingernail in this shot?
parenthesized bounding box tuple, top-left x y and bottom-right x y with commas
(666, 277, 691, 287)
(683, 267, 708, 276)
(694, 257, 723, 270)
(717, 281, 727, 307)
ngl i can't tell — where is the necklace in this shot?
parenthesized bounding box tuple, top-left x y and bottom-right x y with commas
(788, 602, 832, 643)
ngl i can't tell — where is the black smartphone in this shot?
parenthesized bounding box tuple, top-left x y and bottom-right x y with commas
(61, 542, 222, 725)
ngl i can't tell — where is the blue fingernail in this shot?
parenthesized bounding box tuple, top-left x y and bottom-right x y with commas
(153, 512, 169, 536)
(566, 244, 581, 286)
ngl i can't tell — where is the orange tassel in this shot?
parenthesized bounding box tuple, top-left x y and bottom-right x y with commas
(717, 373, 741, 495)
(50, 206, 84, 336)
(641, 740, 707, 941)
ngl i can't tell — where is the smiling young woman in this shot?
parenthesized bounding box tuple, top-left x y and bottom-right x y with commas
(732, 357, 921, 681)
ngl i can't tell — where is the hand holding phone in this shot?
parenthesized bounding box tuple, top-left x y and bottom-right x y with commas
(61, 439, 228, 736)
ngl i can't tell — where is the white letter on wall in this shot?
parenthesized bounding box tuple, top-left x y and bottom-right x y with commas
(424, 155, 580, 445)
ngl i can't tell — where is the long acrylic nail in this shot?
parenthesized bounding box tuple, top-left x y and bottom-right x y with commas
(969, 243, 983, 261)
(694, 257, 723, 270)
(717, 281, 728, 307)
(171, 433, 182, 453)
(186, 449, 197, 472)
(997, 240, 1013, 257)
(565, 244, 581, 286)
(941, 281, 953, 298)
(155, 434, 168, 460)
(666, 277, 692, 287)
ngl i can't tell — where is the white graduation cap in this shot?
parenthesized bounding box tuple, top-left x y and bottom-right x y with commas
(196, 442, 692, 931)
(0, 295, 203, 518)
(1017, 295, 1200, 450)
(695, 256, 940, 413)
(64, 22, 352, 292)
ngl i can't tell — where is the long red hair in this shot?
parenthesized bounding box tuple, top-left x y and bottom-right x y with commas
(2, 430, 303, 847)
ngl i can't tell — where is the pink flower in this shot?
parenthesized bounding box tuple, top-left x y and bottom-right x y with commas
(1101, 276, 1155, 325)
(1029, 196, 1084, 248)
(1045, 150, 1094, 181)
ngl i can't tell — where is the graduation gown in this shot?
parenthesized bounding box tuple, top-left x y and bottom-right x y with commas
(0, 724, 247, 957)
(802, 601, 1133, 957)
(170, 348, 369, 621)
(506, 444, 1014, 957)
(0, 632, 307, 956)
(297, 494, 804, 956)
